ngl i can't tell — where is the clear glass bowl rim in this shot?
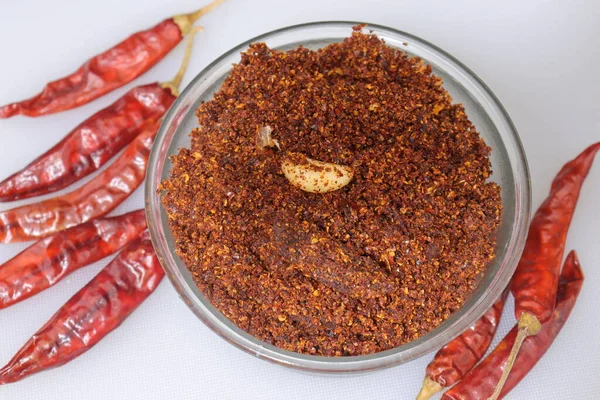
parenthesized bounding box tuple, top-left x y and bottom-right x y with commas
(145, 21, 531, 374)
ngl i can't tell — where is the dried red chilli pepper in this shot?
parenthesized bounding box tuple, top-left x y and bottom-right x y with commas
(0, 0, 222, 119)
(416, 288, 509, 400)
(0, 27, 201, 242)
(0, 231, 163, 385)
(0, 120, 159, 243)
(489, 142, 600, 399)
(442, 250, 584, 400)
(0, 87, 169, 202)
(0, 209, 146, 309)
(0, 26, 202, 202)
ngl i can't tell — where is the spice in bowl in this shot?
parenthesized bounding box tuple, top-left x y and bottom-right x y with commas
(160, 26, 502, 356)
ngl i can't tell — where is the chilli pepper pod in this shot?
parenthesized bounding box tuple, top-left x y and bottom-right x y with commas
(0, 26, 203, 202)
(0, 0, 223, 119)
(442, 250, 584, 400)
(0, 119, 159, 243)
(0, 209, 146, 309)
(416, 288, 509, 400)
(489, 142, 600, 399)
(0, 230, 164, 385)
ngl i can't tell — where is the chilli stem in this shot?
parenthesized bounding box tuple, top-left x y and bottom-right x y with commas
(161, 26, 203, 96)
(173, 0, 225, 35)
(488, 313, 540, 400)
(416, 377, 443, 400)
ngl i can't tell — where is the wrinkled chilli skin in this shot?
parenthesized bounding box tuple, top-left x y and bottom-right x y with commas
(0, 209, 147, 309)
(442, 251, 584, 400)
(0, 21, 181, 118)
(0, 84, 174, 201)
(0, 231, 164, 385)
(0, 0, 222, 118)
(511, 143, 599, 325)
(485, 142, 600, 399)
(0, 120, 159, 243)
(416, 288, 509, 400)
(0, 17, 204, 201)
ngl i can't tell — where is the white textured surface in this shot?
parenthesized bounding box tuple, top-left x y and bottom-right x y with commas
(0, 0, 599, 398)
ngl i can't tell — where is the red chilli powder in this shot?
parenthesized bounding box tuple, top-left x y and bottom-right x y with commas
(160, 27, 502, 356)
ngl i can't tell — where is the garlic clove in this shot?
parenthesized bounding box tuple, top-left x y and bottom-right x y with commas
(281, 153, 354, 193)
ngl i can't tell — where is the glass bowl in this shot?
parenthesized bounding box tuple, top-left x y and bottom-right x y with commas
(145, 21, 531, 374)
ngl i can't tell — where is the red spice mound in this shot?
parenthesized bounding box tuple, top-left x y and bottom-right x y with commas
(161, 28, 502, 356)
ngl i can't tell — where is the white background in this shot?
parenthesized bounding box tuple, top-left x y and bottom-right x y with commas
(0, 0, 599, 399)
